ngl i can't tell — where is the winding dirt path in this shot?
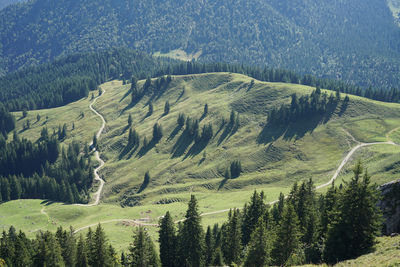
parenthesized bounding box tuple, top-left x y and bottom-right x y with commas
(76, 90, 106, 207)
(72, 125, 400, 230)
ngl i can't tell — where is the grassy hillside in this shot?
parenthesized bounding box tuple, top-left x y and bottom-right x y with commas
(2, 72, 400, 251)
(299, 235, 400, 266)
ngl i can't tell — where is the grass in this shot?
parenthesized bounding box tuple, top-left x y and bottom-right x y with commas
(3, 72, 400, 251)
(298, 235, 400, 266)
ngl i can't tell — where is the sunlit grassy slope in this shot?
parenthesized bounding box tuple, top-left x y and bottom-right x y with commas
(2, 72, 400, 252)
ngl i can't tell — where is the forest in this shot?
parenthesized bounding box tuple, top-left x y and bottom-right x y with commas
(1, 49, 400, 115)
(0, 0, 399, 90)
(0, 129, 93, 204)
(0, 162, 382, 266)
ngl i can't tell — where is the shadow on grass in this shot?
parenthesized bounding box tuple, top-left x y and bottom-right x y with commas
(137, 137, 161, 158)
(257, 101, 342, 144)
(40, 200, 56, 206)
(119, 142, 139, 160)
(184, 138, 210, 159)
(168, 124, 183, 141)
(171, 131, 193, 158)
(218, 179, 228, 190)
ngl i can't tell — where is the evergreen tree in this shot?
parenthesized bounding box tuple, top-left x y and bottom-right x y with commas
(205, 226, 214, 266)
(164, 101, 170, 115)
(323, 162, 382, 263)
(152, 123, 163, 141)
(242, 191, 266, 245)
(243, 219, 270, 267)
(129, 227, 160, 267)
(178, 195, 205, 267)
(91, 224, 113, 267)
(203, 104, 208, 117)
(148, 102, 154, 116)
(177, 113, 185, 127)
(76, 235, 89, 267)
(128, 114, 132, 127)
(159, 211, 177, 267)
(92, 134, 97, 150)
(222, 209, 242, 266)
(271, 203, 302, 266)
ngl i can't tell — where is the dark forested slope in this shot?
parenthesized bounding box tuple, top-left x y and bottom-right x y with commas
(0, 0, 399, 89)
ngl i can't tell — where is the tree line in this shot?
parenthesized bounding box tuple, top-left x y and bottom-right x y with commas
(268, 87, 348, 126)
(0, 130, 93, 204)
(1, 49, 399, 114)
(0, 49, 176, 111)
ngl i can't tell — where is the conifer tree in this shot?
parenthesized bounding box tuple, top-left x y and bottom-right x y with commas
(177, 113, 185, 127)
(92, 134, 97, 150)
(91, 224, 113, 267)
(164, 101, 170, 115)
(148, 102, 153, 116)
(271, 203, 302, 266)
(159, 211, 177, 267)
(242, 191, 266, 245)
(152, 123, 163, 141)
(76, 235, 89, 267)
(179, 195, 205, 267)
(203, 104, 208, 117)
(205, 226, 214, 266)
(129, 227, 160, 267)
(222, 209, 242, 266)
(244, 219, 270, 267)
(323, 162, 382, 263)
(128, 114, 132, 127)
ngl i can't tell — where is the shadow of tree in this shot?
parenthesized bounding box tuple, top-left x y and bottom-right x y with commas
(168, 124, 183, 141)
(218, 178, 228, 190)
(184, 138, 211, 159)
(171, 130, 194, 158)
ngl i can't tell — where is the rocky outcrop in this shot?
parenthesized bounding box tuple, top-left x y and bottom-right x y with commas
(379, 179, 400, 235)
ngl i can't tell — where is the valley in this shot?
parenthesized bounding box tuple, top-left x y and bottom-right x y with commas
(2, 72, 400, 252)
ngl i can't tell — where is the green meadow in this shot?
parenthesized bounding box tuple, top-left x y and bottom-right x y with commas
(2, 72, 400, 252)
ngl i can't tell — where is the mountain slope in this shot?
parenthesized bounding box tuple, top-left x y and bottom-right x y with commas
(0, 0, 399, 89)
(12, 73, 400, 207)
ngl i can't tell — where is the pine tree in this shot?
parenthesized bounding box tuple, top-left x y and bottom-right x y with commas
(91, 224, 112, 267)
(164, 101, 170, 115)
(203, 104, 208, 117)
(159, 211, 177, 267)
(244, 219, 270, 267)
(148, 102, 153, 116)
(76, 235, 89, 267)
(177, 113, 185, 127)
(129, 227, 160, 267)
(222, 209, 242, 266)
(323, 162, 382, 263)
(178, 195, 205, 267)
(205, 226, 214, 266)
(152, 123, 163, 141)
(128, 114, 132, 127)
(242, 191, 266, 245)
(271, 203, 302, 266)
(92, 134, 97, 150)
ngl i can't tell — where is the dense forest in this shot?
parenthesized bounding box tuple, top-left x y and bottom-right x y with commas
(0, 0, 399, 89)
(0, 162, 382, 266)
(0, 49, 176, 111)
(1, 49, 400, 113)
(0, 129, 93, 204)
(0, 0, 22, 10)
